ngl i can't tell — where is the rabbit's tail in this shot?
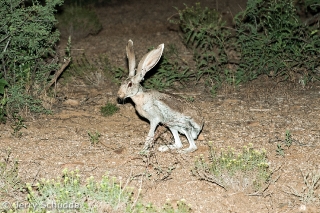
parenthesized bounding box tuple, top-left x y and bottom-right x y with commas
(191, 122, 203, 139)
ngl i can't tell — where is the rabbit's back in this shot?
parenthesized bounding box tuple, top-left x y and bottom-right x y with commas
(149, 90, 203, 139)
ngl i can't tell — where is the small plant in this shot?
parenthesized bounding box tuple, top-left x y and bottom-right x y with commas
(26, 169, 133, 212)
(88, 131, 101, 145)
(134, 199, 192, 213)
(162, 199, 192, 213)
(110, 67, 126, 84)
(25, 169, 192, 213)
(0, 76, 8, 95)
(0, 149, 24, 206)
(184, 96, 195, 102)
(284, 169, 320, 204)
(100, 102, 119, 117)
(276, 144, 285, 156)
(285, 130, 293, 148)
(276, 130, 295, 156)
(10, 113, 27, 138)
(192, 143, 271, 192)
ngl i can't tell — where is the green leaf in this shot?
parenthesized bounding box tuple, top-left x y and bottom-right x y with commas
(0, 78, 8, 95)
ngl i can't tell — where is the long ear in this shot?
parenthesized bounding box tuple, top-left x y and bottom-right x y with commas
(134, 43, 164, 82)
(126, 40, 136, 77)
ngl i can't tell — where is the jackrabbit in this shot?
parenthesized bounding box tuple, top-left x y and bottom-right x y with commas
(117, 40, 204, 153)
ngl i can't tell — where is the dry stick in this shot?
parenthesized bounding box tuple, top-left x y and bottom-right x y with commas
(45, 58, 71, 91)
(249, 165, 283, 196)
(131, 175, 143, 211)
(118, 168, 133, 206)
(195, 169, 226, 190)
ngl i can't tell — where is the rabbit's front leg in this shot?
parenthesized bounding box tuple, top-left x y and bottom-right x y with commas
(142, 120, 158, 151)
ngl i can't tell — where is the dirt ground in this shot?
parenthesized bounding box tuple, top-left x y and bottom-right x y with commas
(1, 0, 320, 212)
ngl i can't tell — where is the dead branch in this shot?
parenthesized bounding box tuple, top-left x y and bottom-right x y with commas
(45, 58, 71, 91)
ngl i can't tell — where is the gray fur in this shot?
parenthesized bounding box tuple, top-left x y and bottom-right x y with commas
(117, 40, 204, 153)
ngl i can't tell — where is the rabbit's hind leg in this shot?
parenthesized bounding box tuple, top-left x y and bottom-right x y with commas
(177, 129, 197, 153)
(158, 128, 182, 152)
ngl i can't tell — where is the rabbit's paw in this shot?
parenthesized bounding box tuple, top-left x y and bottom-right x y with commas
(177, 146, 197, 154)
(158, 144, 182, 152)
(158, 145, 169, 152)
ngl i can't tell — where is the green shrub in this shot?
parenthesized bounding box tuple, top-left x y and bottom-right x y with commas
(192, 143, 271, 192)
(143, 44, 192, 91)
(26, 169, 133, 212)
(172, 1, 320, 94)
(23, 169, 192, 213)
(56, 5, 102, 41)
(0, 0, 63, 117)
(100, 102, 119, 116)
(110, 66, 126, 84)
(10, 113, 27, 138)
(171, 3, 238, 93)
(0, 76, 8, 95)
(235, 0, 320, 84)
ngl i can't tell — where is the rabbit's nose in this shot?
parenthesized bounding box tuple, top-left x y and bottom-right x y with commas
(117, 91, 124, 99)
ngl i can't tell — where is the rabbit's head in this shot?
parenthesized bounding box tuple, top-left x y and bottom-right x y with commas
(118, 40, 164, 100)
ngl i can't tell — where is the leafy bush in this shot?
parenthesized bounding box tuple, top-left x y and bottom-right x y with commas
(0, 0, 63, 117)
(172, 1, 320, 94)
(192, 143, 271, 192)
(110, 66, 126, 84)
(10, 113, 27, 137)
(0, 76, 8, 95)
(143, 44, 192, 91)
(171, 3, 239, 93)
(235, 0, 320, 84)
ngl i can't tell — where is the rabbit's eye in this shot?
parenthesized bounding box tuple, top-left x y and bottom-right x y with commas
(128, 82, 132, 88)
